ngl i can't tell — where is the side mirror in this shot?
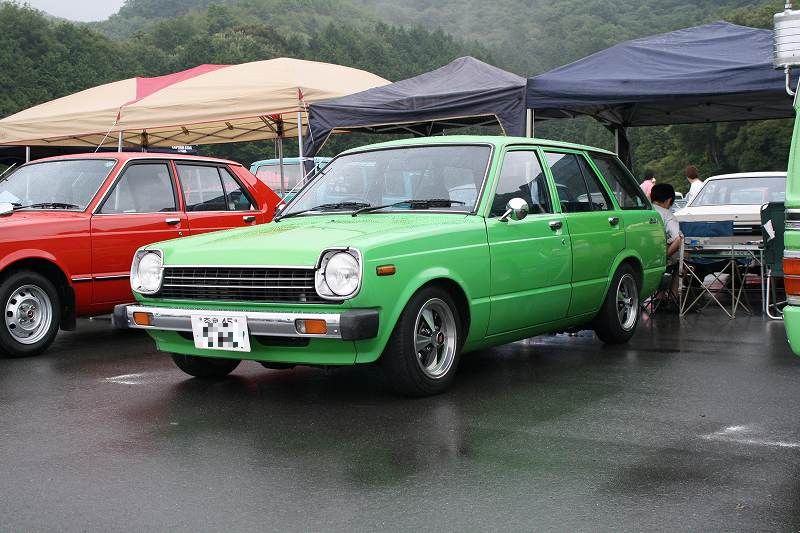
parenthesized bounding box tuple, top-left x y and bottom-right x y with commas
(500, 197, 529, 222)
(0, 202, 14, 216)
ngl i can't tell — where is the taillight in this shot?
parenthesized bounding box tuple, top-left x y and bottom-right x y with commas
(784, 255, 800, 298)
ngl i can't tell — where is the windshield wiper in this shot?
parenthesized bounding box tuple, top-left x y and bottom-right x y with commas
(12, 202, 81, 210)
(352, 198, 465, 216)
(275, 201, 371, 221)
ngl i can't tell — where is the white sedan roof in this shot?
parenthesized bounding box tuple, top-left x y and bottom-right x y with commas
(706, 171, 786, 180)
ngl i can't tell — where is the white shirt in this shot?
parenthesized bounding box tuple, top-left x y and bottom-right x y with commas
(684, 179, 704, 204)
(654, 204, 681, 264)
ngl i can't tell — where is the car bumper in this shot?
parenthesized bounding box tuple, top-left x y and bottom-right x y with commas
(112, 304, 379, 341)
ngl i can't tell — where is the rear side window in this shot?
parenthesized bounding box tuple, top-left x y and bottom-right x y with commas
(99, 163, 177, 214)
(490, 151, 552, 217)
(544, 152, 611, 213)
(178, 164, 254, 211)
(591, 154, 649, 209)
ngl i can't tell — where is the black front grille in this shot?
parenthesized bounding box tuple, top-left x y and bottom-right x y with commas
(159, 266, 328, 303)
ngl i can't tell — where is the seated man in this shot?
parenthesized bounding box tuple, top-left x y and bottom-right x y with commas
(651, 183, 682, 264)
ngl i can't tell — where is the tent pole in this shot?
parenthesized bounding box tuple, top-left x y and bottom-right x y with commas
(117, 131, 123, 152)
(297, 111, 304, 164)
(24, 146, 30, 163)
(526, 109, 534, 138)
(615, 126, 633, 169)
(278, 137, 285, 196)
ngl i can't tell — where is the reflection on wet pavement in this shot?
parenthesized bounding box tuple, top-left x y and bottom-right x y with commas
(0, 312, 798, 530)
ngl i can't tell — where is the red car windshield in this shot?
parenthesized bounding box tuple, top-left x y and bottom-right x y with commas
(0, 159, 115, 210)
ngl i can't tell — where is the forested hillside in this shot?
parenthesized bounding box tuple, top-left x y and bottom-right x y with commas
(0, 0, 793, 189)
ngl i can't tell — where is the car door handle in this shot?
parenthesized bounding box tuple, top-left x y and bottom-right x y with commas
(242, 215, 256, 223)
(549, 220, 563, 231)
(608, 216, 620, 226)
(165, 217, 181, 225)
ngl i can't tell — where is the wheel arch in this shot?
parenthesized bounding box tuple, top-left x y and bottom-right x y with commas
(0, 256, 76, 331)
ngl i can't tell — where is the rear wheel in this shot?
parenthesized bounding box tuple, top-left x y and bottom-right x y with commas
(0, 270, 61, 358)
(380, 286, 462, 396)
(171, 353, 241, 378)
(593, 264, 640, 344)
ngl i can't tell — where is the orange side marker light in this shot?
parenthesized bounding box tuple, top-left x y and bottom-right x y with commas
(132, 312, 153, 326)
(296, 319, 328, 335)
(376, 265, 396, 276)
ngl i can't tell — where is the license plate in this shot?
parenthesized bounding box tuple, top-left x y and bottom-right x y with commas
(190, 313, 251, 352)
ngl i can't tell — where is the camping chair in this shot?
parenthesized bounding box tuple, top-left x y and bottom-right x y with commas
(760, 202, 786, 319)
(643, 263, 680, 316)
(679, 220, 747, 317)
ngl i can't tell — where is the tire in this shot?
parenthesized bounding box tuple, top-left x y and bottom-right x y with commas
(593, 264, 641, 344)
(171, 353, 241, 378)
(0, 270, 61, 358)
(380, 285, 463, 396)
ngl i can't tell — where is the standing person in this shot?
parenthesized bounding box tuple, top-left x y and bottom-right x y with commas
(639, 170, 656, 199)
(683, 165, 704, 204)
(650, 183, 682, 264)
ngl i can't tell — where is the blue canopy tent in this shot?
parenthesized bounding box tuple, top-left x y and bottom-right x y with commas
(304, 56, 526, 158)
(526, 21, 796, 166)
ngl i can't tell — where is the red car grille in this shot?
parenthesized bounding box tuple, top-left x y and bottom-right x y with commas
(158, 266, 328, 303)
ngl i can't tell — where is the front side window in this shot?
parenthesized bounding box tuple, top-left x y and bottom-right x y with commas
(545, 152, 611, 213)
(490, 151, 552, 217)
(282, 145, 492, 216)
(99, 163, 176, 214)
(219, 168, 255, 211)
(591, 154, 649, 209)
(0, 159, 115, 210)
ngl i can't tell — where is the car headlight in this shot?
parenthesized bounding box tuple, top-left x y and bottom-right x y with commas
(315, 249, 362, 300)
(130, 249, 163, 295)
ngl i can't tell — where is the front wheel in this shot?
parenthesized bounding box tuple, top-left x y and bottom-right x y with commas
(593, 264, 640, 344)
(0, 270, 61, 358)
(171, 353, 241, 378)
(380, 286, 462, 396)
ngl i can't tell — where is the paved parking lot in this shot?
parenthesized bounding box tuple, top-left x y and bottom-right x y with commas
(1, 312, 799, 531)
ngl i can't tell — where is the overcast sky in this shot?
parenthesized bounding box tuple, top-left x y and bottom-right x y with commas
(26, 0, 127, 21)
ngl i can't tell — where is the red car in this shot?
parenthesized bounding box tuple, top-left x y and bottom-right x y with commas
(0, 152, 281, 357)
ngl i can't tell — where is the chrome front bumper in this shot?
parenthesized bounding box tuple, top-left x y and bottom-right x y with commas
(113, 304, 379, 341)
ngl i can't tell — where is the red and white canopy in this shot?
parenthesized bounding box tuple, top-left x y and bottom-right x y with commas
(0, 58, 390, 148)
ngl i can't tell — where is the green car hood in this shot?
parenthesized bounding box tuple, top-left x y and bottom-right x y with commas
(154, 213, 473, 267)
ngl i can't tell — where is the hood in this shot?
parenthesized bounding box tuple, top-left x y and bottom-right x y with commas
(0, 210, 88, 236)
(155, 213, 473, 267)
(675, 204, 761, 223)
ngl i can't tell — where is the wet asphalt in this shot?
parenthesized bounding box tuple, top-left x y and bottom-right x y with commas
(0, 311, 799, 531)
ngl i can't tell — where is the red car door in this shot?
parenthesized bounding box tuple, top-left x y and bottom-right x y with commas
(175, 162, 263, 235)
(90, 160, 186, 305)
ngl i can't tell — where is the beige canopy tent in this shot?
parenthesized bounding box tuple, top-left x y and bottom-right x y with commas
(0, 58, 390, 149)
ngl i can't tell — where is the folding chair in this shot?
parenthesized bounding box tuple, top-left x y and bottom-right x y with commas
(760, 202, 786, 320)
(679, 220, 745, 317)
(643, 263, 680, 315)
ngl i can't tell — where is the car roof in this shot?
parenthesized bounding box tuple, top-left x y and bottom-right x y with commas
(24, 151, 242, 167)
(339, 135, 618, 157)
(706, 171, 787, 180)
(250, 157, 331, 167)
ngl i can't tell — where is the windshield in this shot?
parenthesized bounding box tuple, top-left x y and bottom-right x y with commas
(0, 159, 116, 210)
(283, 145, 492, 216)
(690, 176, 786, 207)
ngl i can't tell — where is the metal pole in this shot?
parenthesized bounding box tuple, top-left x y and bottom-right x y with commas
(297, 111, 304, 163)
(25, 146, 30, 163)
(526, 109, 534, 138)
(278, 137, 285, 196)
(117, 131, 123, 152)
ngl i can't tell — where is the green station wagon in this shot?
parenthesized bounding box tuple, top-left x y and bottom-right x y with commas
(115, 136, 666, 395)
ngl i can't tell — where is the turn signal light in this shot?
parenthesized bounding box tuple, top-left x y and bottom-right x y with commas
(296, 319, 328, 335)
(132, 312, 153, 326)
(784, 256, 800, 297)
(376, 265, 396, 276)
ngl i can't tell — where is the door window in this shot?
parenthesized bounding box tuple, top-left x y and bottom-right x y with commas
(590, 154, 649, 209)
(490, 151, 552, 217)
(99, 163, 177, 213)
(219, 168, 255, 211)
(545, 152, 611, 213)
(178, 164, 227, 211)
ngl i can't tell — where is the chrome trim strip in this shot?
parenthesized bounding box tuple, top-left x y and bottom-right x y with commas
(784, 250, 800, 259)
(162, 264, 314, 269)
(787, 295, 800, 306)
(94, 274, 130, 281)
(125, 305, 343, 338)
(70, 276, 92, 282)
(786, 221, 800, 230)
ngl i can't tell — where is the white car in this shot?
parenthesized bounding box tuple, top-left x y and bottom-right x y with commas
(675, 172, 786, 238)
